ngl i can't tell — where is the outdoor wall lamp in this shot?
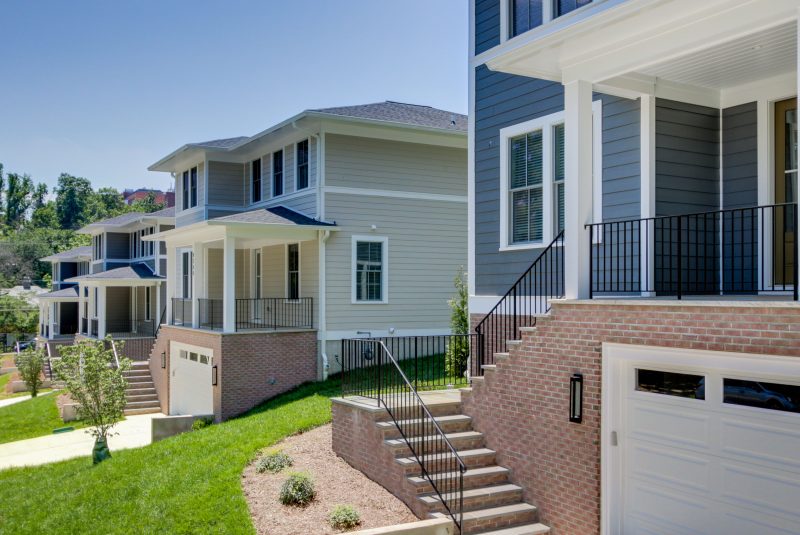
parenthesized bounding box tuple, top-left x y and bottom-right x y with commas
(160, 351, 166, 369)
(212, 365, 218, 386)
(570, 373, 584, 423)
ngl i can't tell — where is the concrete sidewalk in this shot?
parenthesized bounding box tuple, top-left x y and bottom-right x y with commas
(0, 412, 165, 469)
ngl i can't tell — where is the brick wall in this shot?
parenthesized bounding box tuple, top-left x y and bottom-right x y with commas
(149, 326, 317, 421)
(465, 300, 800, 535)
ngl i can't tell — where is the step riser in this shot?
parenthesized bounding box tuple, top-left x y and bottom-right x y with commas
(375, 403, 463, 422)
(126, 377, 153, 384)
(389, 436, 485, 457)
(422, 489, 523, 514)
(400, 452, 496, 476)
(127, 395, 158, 402)
(411, 471, 509, 493)
(461, 510, 540, 535)
(124, 407, 161, 416)
(381, 419, 473, 439)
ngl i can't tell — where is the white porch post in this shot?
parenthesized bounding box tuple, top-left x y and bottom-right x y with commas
(192, 241, 205, 328)
(155, 282, 161, 327)
(98, 286, 107, 338)
(640, 94, 656, 296)
(563, 79, 594, 299)
(166, 245, 175, 325)
(223, 234, 236, 333)
(796, 14, 800, 297)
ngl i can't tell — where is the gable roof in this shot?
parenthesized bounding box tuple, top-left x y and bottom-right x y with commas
(37, 286, 80, 300)
(310, 101, 467, 132)
(209, 206, 336, 227)
(79, 207, 175, 233)
(65, 263, 164, 283)
(189, 136, 250, 150)
(41, 245, 92, 263)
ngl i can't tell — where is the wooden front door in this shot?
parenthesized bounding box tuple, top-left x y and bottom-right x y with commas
(774, 98, 797, 285)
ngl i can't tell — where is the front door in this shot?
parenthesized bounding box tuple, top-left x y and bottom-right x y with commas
(774, 98, 797, 285)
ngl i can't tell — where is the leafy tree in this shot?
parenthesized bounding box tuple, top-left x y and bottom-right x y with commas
(4, 172, 34, 230)
(445, 267, 470, 378)
(0, 294, 38, 333)
(55, 173, 93, 230)
(129, 191, 165, 213)
(0, 228, 90, 284)
(29, 201, 59, 229)
(55, 338, 131, 464)
(87, 187, 129, 221)
(14, 345, 45, 397)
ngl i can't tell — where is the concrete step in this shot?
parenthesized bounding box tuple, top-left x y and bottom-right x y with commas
(125, 375, 154, 384)
(419, 484, 523, 513)
(125, 400, 160, 409)
(124, 406, 161, 416)
(473, 524, 550, 535)
(122, 371, 151, 378)
(126, 393, 158, 403)
(396, 448, 496, 475)
(376, 400, 463, 422)
(126, 386, 156, 394)
(408, 465, 510, 492)
(431, 503, 538, 534)
(377, 414, 473, 439)
(386, 431, 484, 456)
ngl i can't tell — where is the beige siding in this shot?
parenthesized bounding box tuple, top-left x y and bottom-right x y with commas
(261, 244, 285, 297)
(300, 240, 319, 325)
(235, 249, 250, 298)
(207, 161, 245, 207)
(325, 134, 467, 196)
(324, 193, 466, 333)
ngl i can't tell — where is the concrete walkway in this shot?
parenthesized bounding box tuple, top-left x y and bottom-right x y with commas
(0, 390, 54, 409)
(0, 412, 165, 469)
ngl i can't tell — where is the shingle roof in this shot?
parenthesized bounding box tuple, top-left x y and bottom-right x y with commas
(82, 207, 176, 229)
(190, 136, 249, 150)
(37, 287, 80, 299)
(42, 245, 92, 262)
(149, 206, 175, 218)
(310, 101, 467, 132)
(66, 263, 164, 282)
(210, 206, 336, 227)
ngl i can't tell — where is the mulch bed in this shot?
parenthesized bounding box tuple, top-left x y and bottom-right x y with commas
(242, 424, 417, 534)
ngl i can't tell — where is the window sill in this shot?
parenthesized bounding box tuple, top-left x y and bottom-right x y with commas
(351, 300, 389, 305)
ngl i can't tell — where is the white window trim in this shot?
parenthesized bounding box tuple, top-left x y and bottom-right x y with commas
(499, 100, 602, 251)
(251, 248, 262, 299)
(351, 235, 389, 305)
(285, 242, 301, 300)
(295, 139, 310, 191)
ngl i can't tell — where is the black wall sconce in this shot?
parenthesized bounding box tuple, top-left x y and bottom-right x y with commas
(212, 365, 218, 386)
(160, 351, 166, 369)
(570, 373, 583, 423)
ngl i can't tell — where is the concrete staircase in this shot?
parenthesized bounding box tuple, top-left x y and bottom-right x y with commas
(376, 398, 549, 535)
(123, 362, 160, 415)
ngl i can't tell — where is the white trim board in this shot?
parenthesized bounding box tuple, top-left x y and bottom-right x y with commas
(350, 235, 389, 305)
(323, 186, 467, 204)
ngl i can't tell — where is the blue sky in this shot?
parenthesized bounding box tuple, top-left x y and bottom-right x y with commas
(0, 0, 468, 193)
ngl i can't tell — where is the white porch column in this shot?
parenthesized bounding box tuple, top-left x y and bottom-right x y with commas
(155, 282, 161, 327)
(98, 286, 107, 338)
(165, 245, 175, 325)
(192, 241, 205, 328)
(640, 94, 656, 296)
(563, 79, 594, 299)
(796, 14, 800, 296)
(223, 235, 236, 333)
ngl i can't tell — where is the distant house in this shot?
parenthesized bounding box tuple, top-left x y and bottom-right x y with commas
(122, 188, 175, 208)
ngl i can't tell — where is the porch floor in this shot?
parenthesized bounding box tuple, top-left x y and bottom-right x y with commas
(337, 390, 462, 412)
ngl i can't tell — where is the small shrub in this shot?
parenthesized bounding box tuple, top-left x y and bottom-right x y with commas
(14, 346, 45, 397)
(329, 504, 361, 531)
(278, 472, 315, 506)
(191, 417, 213, 431)
(256, 450, 292, 473)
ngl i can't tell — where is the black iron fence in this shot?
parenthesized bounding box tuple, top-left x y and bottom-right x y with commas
(473, 231, 564, 375)
(340, 338, 465, 531)
(106, 319, 156, 338)
(199, 298, 223, 330)
(109, 336, 156, 361)
(171, 298, 192, 326)
(235, 297, 313, 331)
(585, 203, 798, 300)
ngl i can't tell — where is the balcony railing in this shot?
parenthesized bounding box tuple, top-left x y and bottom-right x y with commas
(235, 297, 313, 331)
(199, 298, 223, 330)
(106, 319, 156, 338)
(171, 298, 192, 326)
(585, 203, 798, 300)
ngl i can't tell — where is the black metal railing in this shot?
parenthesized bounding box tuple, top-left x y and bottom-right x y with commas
(586, 203, 798, 300)
(171, 298, 192, 326)
(198, 298, 223, 330)
(106, 319, 156, 338)
(234, 297, 313, 331)
(110, 336, 156, 361)
(473, 231, 565, 375)
(90, 318, 99, 337)
(341, 339, 465, 531)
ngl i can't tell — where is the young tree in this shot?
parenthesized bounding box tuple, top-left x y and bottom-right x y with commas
(14, 345, 46, 397)
(4, 172, 35, 229)
(54, 338, 131, 464)
(445, 267, 470, 378)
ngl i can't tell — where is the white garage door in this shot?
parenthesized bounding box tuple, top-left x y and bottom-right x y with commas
(170, 344, 213, 416)
(604, 344, 800, 535)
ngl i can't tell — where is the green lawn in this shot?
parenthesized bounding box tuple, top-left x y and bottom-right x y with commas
(0, 377, 342, 535)
(0, 393, 78, 444)
(0, 373, 53, 401)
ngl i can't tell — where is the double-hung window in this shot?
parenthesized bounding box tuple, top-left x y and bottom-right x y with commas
(273, 150, 284, 197)
(190, 167, 197, 207)
(352, 237, 387, 303)
(182, 171, 189, 210)
(287, 244, 299, 300)
(296, 139, 309, 190)
(251, 158, 262, 203)
(510, 129, 546, 243)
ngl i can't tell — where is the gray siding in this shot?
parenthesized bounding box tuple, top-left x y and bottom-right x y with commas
(602, 95, 640, 220)
(722, 102, 758, 209)
(176, 208, 206, 228)
(655, 99, 720, 216)
(475, 0, 500, 55)
(207, 161, 245, 207)
(274, 194, 317, 218)
(325, 134, 466, 196)
(106, 233, 130, 259)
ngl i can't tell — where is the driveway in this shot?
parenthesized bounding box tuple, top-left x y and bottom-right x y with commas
(0, 412, 164, 469)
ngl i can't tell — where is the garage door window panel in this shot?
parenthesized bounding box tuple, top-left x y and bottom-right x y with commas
(723, 378, 800, 414)
(636, 368, 705, 400)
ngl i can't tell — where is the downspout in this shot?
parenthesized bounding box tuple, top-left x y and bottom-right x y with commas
(318, 228, 331, 380)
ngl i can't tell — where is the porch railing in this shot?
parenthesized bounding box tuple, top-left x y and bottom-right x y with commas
(473, 231, 565, 375)
(585, 203, 798, 300)
(106, 319, 156, 338)
(341, 338, 465, 531)
(198, 298, 223, 330)
(90, 318, 98, 337)
(171, 298, 192, 326)
(234, 297, 313, 331)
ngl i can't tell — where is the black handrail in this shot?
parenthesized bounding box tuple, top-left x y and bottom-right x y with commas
(341, 339, 465, 531)
(234, 297, 313, 331)
(585, 203, 798, 300)
(473, 231, 565, 375)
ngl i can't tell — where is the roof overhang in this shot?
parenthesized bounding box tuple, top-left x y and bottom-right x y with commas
(144, 219, 337, 248)
(78, 212, 175, 235)
(484, 0, 798, 93)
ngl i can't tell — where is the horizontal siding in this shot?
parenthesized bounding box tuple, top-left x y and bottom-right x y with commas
(655, 98, 720, 216)
(601, 94, 640, 221)
(176, 209, 207, 228)
(106, 232, 130, 259)
(276, 193, 317, 219)
(475, 0, 500, 55)
(261, 244, 285, 298)
(324, 192, 466, 332)
(207, 161, 245, 207)
(325, 134, 466, 196)
(722, 102, 758, 209)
